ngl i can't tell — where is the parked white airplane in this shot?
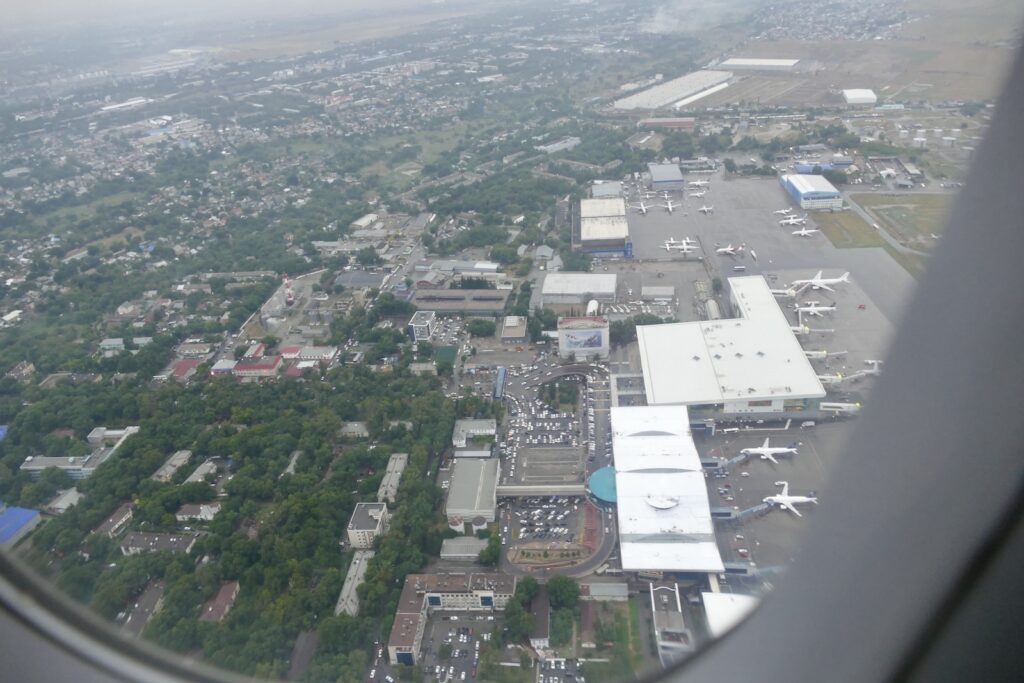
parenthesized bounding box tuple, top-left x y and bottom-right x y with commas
(629, 201, 650, 215)
(792, 227, 821, 237)
(741, 438, 799, 465)
(660, 199, 679, 213)
(780, 215, 807, 226)
(662, 242, 697, 253)
(794, 301, 837, 316)
(773, 208, 795, 215)
(763, 481, 818, 517)
(750, 249, 758, 262)
(689, 190, 707, 198)
(716, 243, 743, 256)
(792, 271, 851, 293)
(689, 179, 710, 188)
(699, 205, 714, 214)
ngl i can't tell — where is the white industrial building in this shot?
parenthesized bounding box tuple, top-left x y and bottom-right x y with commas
(637, 276, 825, 415)
(579, 198, 630, 254)
(611, 405, 724, 574)
(613, 70, 732, 110)
(451, 419, 497, 448)
(780, 173, 843, 210)
(842, 89, 878, 106)
(445, 458, 499, 528)
(557, 316, 610, 360)
(719, 57, 799, 71)
(541, 273, 617, 306)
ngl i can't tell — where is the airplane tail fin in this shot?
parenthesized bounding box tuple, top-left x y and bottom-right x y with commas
(840, 272, 851, 282)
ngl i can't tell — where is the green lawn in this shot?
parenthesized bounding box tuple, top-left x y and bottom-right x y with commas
(813, 211, 887, 248)
(850, 193, 952, 246)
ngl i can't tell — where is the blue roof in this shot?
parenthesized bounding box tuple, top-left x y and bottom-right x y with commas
(0, 505, 40, 544)
(588, 466, 617, 503)
(0, 425, 7, 441)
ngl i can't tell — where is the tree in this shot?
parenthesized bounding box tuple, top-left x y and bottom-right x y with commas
(438, 643, 453, 660)
(723, 158, 737, 174)
(478, 535, 501, 566)
(546, 575, 580, 611)
(465, 319, 496, 337)
(356, 246, 382, 266)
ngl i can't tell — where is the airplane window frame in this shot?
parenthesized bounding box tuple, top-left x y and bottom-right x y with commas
(2, 23, 1024, 683)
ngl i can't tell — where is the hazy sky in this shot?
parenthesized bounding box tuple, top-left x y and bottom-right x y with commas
(1, 0, 457, 30)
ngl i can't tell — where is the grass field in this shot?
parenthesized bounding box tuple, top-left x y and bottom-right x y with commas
(850, 193, 952, 249)
(27, 190, 144, 230)
(815, 209, 930, 279)
(814, 211, 887, 249)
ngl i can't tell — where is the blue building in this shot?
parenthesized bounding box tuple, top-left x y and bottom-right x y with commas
(0, 503, 41, 549)
(494, 367, 507, 400)
(780, 174, 843, 210)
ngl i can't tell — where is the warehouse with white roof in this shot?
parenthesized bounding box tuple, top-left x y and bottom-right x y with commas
(613, 70, 732, 111)
(780, 173, 843, 210)
(637, 276, 826, 416)
(611, 405, 724, 574)
(842, 88, 878, 106)
(719, 58, 799, 71)
(541, 273, 617, 306)
(578, 198, 630, 255)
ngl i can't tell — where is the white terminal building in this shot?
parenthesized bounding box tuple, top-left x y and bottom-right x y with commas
(578, 198, 630, 255)
(611, 405, 724, 574)
(637, 276, 826, 417)
(557, 316, 610, 360)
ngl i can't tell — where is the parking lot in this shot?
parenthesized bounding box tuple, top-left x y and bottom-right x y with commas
(418, 611, 503, 683)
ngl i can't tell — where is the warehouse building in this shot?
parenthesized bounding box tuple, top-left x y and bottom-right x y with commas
(500, 316, 529, 344)
(719, 57, 799, 71)
(557, 316, 610, 360)
(578, 198, 630, 255)
(445, 458, 499, 530)
(439, 536, 489, 561)
(0, 503, 41, 549)
(613, 70, 732, 110)
(648, 163, 685, 192)
(780, 174, 843, 210)
(842, 89, 878, 106)
(410, 290, 510, 315)
(388, 573, 516, 665)
(541, 273, 617, 306)
(637, 276, 826, 416)
(611, 405, 724, 574)
(591, 181, 623, 198)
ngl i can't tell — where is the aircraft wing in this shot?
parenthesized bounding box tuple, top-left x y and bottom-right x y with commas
(778, 481, 789, 496)
(818, 282, 836, 292)
(762, 437, 770, 448)
(762, 453, 779, 465)
(783, 501, 802, 517)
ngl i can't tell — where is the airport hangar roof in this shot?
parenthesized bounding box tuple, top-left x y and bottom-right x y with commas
(580, 197, 626, 218)
(701, 592, 760, 638)
(580, 198, 629, 241)
(542, 273, 617, 296)
(637, 276, 825, 406)
(782, 173, 840, 197)
(611, 405, 724, 574)
(648, 163, 684, 183)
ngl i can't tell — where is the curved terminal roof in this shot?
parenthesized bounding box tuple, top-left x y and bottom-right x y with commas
(611, 406, 723, 573)
(588, 465, 617, 503)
